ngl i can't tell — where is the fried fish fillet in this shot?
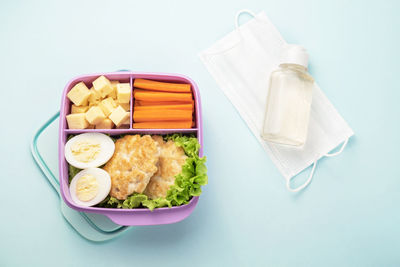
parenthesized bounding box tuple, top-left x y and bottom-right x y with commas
(104, 135, 160, 200)
(143, 135, 187, 199)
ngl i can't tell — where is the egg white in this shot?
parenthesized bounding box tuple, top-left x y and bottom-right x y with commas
(65, 133, 115, 169)
(69, 168, 111, 207)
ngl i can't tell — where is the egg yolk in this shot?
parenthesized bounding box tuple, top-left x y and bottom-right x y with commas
(76, 175, 99, 202)
(71, 140, 101, 163)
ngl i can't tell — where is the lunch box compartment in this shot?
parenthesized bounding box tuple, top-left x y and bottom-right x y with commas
(59, 72, 203, 226)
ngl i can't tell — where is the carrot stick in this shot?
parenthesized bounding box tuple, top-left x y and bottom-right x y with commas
(134, 104, 193, 111)
(135, 100, 194, 106)
(134, 89, 192, 102)
(133, 109, 192, 122)
(133, 121, 192, 129)
(134, 78, 191, 93)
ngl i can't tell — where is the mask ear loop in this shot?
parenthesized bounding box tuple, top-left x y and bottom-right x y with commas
(202, 9, 257, 57)
(286, 138, 350, 192)
(235, 9, 256, 29)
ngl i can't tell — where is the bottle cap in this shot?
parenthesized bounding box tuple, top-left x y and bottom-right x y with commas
(280, 44, 309, 68)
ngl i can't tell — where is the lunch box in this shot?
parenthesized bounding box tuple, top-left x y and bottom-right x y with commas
(59, 72, 203, 226)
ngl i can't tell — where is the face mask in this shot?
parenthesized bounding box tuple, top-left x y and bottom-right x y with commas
(200, 10, 354, 192)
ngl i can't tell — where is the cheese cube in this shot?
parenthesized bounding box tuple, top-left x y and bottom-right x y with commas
(98, 97, 117, 116)
(117, 83, 131, 103)
(71, 105, 89, 114)
(86, 124, 95, 129)
(95, 118, 114, 129)
(121, 115, 130, 124)
(116, 114, 130, 129)
(119, 102, 130, 111)
(66, 113, 89, 129)
(89, 102, 99, 108)
(109, 106, 130, 127)
(85, 106, 106, 125)
(67, 82, 90, 106)
(88, 87, 101, 105)
(109, 81, 119, 99)
(92, 75, 112, 98)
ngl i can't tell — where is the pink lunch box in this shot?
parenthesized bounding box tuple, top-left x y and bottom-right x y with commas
(58, 72, 203, 226)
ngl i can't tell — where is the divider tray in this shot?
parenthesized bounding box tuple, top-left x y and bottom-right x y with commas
(59, 72, 203, 226)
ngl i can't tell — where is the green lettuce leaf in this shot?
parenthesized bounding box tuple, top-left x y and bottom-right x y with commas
(166, 134, 200, 158)
(94, 134, 207, 211)
(68, 165, 81, 183)
(142, 198, 171, 211)
(122, 194, 148, 209)
(163, 134, 208, 207)
(98, 194, 148, 209)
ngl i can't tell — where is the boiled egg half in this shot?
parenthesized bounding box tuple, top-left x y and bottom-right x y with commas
(65, 133, 115, 169)
(70, 168, 111, 207)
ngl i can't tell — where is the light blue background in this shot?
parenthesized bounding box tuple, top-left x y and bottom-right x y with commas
(1, 0, 399, 266)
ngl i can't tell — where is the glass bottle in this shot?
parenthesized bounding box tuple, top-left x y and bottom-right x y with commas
(261, 45, 314, 147)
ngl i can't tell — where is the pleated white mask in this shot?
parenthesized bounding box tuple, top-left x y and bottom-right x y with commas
(200, 10, 354, 192)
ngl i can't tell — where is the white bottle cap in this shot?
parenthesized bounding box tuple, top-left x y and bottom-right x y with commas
(280, 44, 309, 68)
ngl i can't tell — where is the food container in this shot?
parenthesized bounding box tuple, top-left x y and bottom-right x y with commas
(58, 72, 203, 226)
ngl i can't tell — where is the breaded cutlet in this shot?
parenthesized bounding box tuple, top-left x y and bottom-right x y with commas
(144, 135, 187, 199)
(103, 135, 160, 200)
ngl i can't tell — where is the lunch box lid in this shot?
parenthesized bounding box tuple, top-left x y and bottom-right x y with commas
(32, 112, 129, 242)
